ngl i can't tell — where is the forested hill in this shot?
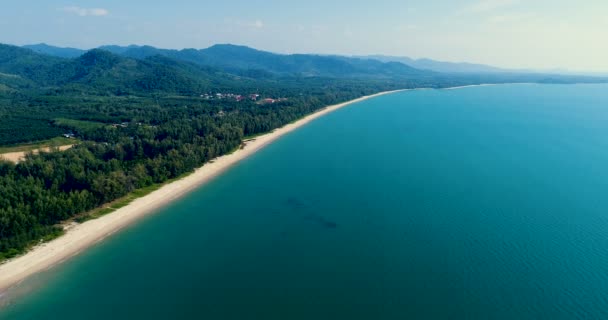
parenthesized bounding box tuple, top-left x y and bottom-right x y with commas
(142, 44, 429, 78)
(20, 43, 430, 79)
(0, 44, 256, 95)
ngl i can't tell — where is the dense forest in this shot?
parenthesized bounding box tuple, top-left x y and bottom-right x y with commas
(0, 43, 606, 259)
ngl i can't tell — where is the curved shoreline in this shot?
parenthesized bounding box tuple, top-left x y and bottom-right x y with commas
(0, 89, 409, 294)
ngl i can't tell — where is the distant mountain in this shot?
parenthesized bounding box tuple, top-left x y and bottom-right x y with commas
(21, 43, 608, 78)
(6, 43, 607, 93)
(531, 68, 608, 78)
(22, 43, 85, 58)
(98, 45, 157, 58)
(23, 43, 430, 79)
(101, 44, 431, 78)
(361, 55, 510, 74)
(21, 43, 510, 74)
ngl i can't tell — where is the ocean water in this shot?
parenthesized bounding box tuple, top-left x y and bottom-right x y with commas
(2, 84, 608, 319)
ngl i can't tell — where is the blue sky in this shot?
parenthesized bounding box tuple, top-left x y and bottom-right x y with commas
(1, 0, 607, 72)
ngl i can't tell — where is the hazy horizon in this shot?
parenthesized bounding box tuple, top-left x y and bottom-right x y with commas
(2, 0, 607, 73)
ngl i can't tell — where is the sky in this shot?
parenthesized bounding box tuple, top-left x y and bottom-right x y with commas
(1, 0, 607, 72)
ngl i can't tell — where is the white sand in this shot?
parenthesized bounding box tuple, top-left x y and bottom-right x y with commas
(0, 89, 406, 293)
(0, 145, 73, 163)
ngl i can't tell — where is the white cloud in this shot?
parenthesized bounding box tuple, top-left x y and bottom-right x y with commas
(458, 0, 519, 15)
(61, 6, 109, 17)
(251, 20, 264, 29)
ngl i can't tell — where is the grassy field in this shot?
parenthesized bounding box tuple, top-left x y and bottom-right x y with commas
(0, 137, 75, 154)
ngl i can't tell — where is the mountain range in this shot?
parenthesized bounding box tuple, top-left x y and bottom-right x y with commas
(22, 43, 428, 79)
(358, 55, 509, 73)
(0, 42, 604, 97)
(26, 43, 599, 76)
(0, 44, 256, 94)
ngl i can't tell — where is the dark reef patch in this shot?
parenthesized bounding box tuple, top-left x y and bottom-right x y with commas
(304, 213, 338, 229)
(285, 197, 307, 210)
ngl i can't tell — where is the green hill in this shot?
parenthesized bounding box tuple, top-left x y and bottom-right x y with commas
(90, 44, 431, 78)
(0, 44, 254, 95)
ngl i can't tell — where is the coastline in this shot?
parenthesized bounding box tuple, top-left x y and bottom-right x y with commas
(0, 89, 406, 293)
(441, 84, 497, 90)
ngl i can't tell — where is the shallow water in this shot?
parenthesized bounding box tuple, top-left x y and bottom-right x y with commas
(2, 84, 608, 319)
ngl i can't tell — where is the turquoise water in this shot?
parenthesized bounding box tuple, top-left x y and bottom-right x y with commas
(2, 84, 608, 319)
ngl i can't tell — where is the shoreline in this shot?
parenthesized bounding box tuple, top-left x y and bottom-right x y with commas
(0, 88, 407, 293)
(440, 83, 498, 90)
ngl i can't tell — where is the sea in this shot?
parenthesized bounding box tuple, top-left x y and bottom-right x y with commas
(2, 84, 608, 319)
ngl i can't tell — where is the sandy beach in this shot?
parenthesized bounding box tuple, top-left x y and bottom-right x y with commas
(441, 83, 498, 90)
(0, 89, 406, 293)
